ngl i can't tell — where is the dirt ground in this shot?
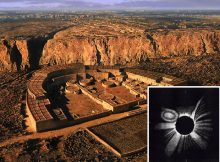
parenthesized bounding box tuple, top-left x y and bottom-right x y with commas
(90, 113, 147, 155)
(66, 93, 108, 117)
(140, 54, 220, 86)
(0, 71, 30, 142)
(106, 86, 140, 102)
(0, 129, 147, 162)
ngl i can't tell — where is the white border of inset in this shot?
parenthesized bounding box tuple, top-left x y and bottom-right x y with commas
(147, 86, 220, 162)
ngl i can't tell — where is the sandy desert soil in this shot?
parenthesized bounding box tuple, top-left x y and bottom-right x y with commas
(0, 129, 146, 162)
(140, 54, 220, 86)
(0, 71, 30, 142)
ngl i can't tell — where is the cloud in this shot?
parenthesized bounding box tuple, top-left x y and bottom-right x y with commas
(0, 0, 105, 10)
(0, 0, 220, 10)
(116, 0, 220, 9)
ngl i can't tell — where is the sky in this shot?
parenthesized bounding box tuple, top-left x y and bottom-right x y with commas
(0, 0, 220, 10)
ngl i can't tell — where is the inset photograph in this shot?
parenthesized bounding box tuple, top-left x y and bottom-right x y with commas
(148, 87, 219, 162)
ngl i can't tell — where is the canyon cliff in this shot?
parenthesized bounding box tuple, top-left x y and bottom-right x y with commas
(0, 29, 220, 71)
(0, 40, 29, 71)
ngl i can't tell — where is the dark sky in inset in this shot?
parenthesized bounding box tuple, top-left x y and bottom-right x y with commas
(0, 0, 220, 10)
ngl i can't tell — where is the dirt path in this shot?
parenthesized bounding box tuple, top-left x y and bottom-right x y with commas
(0, 111, 130, 148)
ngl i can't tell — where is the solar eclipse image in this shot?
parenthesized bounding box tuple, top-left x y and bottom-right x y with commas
(148, 87, 219, 162)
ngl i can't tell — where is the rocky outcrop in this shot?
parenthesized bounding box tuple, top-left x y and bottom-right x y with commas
(0, 29, 220, 71)
(152, 30, 220, 56)
(41, 29, 220, 66)
(41, 36, 155, 66)
(0, 40, 29, 71)
(0, 37, 47, 71)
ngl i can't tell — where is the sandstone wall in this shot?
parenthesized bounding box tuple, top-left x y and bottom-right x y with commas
(0, 39, 29, 71)
(0, 29, 220, 71)
(40, 30, 220, 66)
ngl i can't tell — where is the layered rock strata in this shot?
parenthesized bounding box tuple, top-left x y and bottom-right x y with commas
(1, 29, 220, 71)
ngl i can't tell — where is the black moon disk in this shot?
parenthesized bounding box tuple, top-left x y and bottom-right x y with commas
(176, 116, 194, 135)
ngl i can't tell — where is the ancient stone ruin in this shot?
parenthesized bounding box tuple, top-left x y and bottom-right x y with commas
(26, 63, 186, 132)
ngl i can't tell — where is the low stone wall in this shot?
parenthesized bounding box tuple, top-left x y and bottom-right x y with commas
(122, 82, 147, 100)
(126, 72, 159, 85)
(47, 74, 77, 90)
(77, 83, 142, 113)
(36, 110, 111, 132)
(86, 71, 109, 80)
(85, 65, 124, 70)
(26, 93, 54, 132)
(27, 92, 111, 132)
(101, 69, 122, 77)
(78, 84, 114, 111)
(72, 110, 111, 125)
(128, 108, 147, 116)
(26, 97, 37, 131)
(113, 100, 142, 113)
(86, 128, 122, 157)
(126, 69, 187, 86)
(121, 146, 147, 157)
(47, 68, 78, 79)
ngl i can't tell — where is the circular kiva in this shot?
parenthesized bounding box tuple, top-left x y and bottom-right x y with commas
(140, 86, 146, 92)
(116, 75, 125, 82)
(140, 87, 147, 94)
(98, 93, 115, 100)
(79, 79, 92, 87)
(96, 77, 104, 82)
(53, 109, 63, 115)
(102, 81, 116, 88)
(66, 79, 77, 86)
(90, 89, 97, 94)
(125, 78, 132, 83)
(133, 87, 140, 92)
(65, 85, 81, 94)
(139, 82, 144, 85)
(140, 84, 148, 89)
(89, 77, 94, 82)
(130, 81, 138, 87)
(87, 85, 95, 90)
(134, 80, 142, 86)
(161, 108, 178, 122)
(125, 79, 130, 83)
(108, 77, 115, 81)
(86, 86, 97, 93)
(114, 80, 122, 86)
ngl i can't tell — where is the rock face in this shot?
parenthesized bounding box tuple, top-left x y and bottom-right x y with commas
(0, 40, 29, 71)
(153, 30, 220, 56)
(0, 29, 220, 71)
(41, 36, 155, 66)
(41, 29, 220, 66)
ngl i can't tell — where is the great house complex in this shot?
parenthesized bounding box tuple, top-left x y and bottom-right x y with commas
(26, 64, 186, 132)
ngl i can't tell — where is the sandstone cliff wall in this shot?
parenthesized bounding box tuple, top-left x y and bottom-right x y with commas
(40, 30, 220, 66)
(0, 29, 220, 71)
(0, 40, 29, 71)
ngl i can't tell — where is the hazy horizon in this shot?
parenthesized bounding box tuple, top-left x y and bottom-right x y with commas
(0, 0, 220, 11)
